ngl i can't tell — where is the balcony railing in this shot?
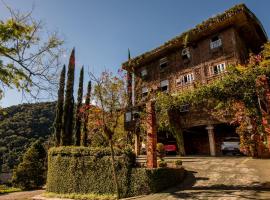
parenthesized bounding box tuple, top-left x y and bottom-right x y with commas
(210, 39, 222, 49)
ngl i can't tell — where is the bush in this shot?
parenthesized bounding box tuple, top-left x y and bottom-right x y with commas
(47, 147, 185, 198)
(158, 160, 167, 168)
(12, 140, 46, 190)
(175, 160, 182, 166)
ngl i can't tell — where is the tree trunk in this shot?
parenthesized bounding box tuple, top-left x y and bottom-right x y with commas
(109, 139, 120, 199)
(168, 109, 186, 156)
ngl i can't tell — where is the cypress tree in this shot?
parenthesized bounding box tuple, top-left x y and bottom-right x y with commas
(53, 65, 66, 146)
(74, 66, 84, 146)
(61, 48, 75, 146)
(81, 81, 91, 146)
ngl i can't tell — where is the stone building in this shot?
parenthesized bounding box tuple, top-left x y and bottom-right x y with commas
(122, 4, 267, 157)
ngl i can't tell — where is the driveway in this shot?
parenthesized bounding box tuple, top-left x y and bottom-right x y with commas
(0, 189, 44, 200)
(133, 157, 270, 200)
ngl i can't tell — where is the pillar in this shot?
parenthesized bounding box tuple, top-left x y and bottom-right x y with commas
(206, 125, 216, 156)
(146, 101, 157, 168)
(134, 133, 140, 156)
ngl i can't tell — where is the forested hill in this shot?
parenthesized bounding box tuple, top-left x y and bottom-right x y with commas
(0, 102, 55, 172)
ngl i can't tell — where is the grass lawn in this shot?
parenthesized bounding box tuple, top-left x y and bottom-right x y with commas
(0, 184, 21, 194)
(43, 192, 117, 200)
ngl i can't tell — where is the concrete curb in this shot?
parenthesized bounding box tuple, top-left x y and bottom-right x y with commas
(32, 195, 73, 200)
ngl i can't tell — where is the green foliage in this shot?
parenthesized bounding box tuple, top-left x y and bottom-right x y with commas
(175, 160, 182, 166)
(53, 65, 66, 146)
(158, 160, 167, 168)
(0, 102, 55, 171)
(47, 147, 185, 198)
(81, 81, 91, 146)
(75, 67, 84, 146)
(156, 57, 270, 125)
(0, 185, 21, 194)
(0, 9, 63, 99)
(62, 49, 75, 146)
(12, 140, 47, 190)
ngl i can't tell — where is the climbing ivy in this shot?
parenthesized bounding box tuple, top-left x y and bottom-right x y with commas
(156, 42, 270, 156)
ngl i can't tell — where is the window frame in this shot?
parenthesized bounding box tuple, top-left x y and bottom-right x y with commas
(160, 80, 169, 92)
(176, 72, 195, 86)
(209, 63, 226, 76)
(210, 36, 222, 49)
(159, 57, 168, 69)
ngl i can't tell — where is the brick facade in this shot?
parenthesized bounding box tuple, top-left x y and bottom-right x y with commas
(122, 4, 268, 157)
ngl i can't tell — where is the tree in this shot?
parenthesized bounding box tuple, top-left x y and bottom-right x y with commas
(12, 140, 47, 190)
(53, 65, 66, 146)
(81, 81, 91, 146)
(88, 71, 127, 199)
(61, 49, 75, 145)
(74, 67, 84, 146)
(0, 4, 64, 101)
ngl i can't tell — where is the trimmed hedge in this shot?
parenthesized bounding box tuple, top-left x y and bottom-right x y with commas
(46, 147, 185, 198)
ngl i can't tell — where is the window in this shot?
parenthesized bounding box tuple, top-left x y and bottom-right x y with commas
(159, 57, 168, 69)
(125, 112, 132, 122)
(160, 80, 169, 92)
(141, 68, 147, 77)
(142, 87, 148, 97)
(181, 48, 191, 60)
(176, 73, 194, 86)
(210, 36, 222, 49)
(210, 63, 226, 75)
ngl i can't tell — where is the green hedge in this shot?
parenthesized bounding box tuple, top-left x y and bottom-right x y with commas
(46, 147, 185, 198)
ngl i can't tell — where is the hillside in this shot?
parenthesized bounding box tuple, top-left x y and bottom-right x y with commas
(0, 102, 55, 172)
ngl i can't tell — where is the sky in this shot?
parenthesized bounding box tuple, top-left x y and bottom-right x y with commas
(0, 0, 269, 107)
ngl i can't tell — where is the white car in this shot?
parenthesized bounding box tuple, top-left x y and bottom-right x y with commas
(221, 137, 241, 155)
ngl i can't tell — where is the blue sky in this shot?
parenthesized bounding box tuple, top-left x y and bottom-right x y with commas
(0, 0, 269, 107)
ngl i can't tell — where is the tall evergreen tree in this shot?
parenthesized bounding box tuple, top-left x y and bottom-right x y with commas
(12, 140, 47, 190)
(61, 48, 75, 145)
(53, 65, 66, 146)
(81, 81, 91, 146)
(74, 66, 84, 146)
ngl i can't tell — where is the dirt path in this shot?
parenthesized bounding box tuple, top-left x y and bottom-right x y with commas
(0, 189, 44, 200)
(133, 157, 270, 200)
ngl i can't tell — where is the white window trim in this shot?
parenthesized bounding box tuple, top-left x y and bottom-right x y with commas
(125, 112, 132, 122)
(176, 73, 195, 86)
(160, 80, 169, 92)
(159, 57, 168, 65)
(142, 87, 148, 96)
(210, 38, 222, 49)
(181, 48, 191, 59)
(209, 63, 226, 76)
(141, 68, 147, 77)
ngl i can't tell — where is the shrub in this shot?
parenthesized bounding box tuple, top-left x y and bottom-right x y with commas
(156, 143, 165, 154)
(12, 140, 46, 190)
(158, 160, 167, 168)
(47, 147, 185, 198)
(175, 160, 182, 166)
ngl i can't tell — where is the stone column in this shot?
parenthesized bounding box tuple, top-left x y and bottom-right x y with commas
(146, 101, 157, 168)
(134, 133, 140, 156)
(206, 125, 216, 156)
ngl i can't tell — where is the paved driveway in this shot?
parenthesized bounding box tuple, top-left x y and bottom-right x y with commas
(0, 190, 44, 200)
(133, 157, 270, 200)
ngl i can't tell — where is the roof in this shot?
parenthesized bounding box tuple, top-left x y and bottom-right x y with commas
(122, 4, 267, 70)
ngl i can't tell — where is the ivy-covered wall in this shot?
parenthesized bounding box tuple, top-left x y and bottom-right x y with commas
(46, 147, 185, 198)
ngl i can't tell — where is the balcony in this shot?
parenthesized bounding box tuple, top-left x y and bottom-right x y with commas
(210, 39, 222, 49)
